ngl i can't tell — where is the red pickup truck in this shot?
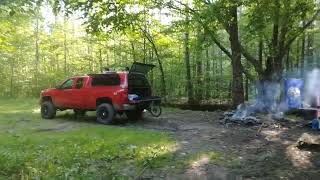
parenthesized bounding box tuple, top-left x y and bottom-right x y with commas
(40, 63, 160, 124)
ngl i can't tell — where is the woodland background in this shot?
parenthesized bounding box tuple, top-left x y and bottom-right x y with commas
(1, 0, 320, 106)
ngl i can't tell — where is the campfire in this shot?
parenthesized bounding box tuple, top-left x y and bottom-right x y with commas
(221, 69, 320, 130)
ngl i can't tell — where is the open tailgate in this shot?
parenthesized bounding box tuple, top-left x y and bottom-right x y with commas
(129, 62, 155, 75)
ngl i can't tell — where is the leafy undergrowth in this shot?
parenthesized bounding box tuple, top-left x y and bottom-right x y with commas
(0, 98, 176, 179)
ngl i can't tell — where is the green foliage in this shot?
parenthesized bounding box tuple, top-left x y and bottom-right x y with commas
(1, 0, 319, 103)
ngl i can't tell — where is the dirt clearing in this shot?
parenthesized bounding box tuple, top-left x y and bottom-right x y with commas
(130, 109, 320, 179)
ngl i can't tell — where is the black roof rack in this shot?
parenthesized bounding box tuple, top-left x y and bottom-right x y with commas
(87, 73, 118, 77)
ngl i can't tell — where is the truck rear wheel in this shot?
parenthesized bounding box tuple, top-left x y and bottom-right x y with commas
(96, 103, 115, 124)
(41, 101, 56, 119)
(126, 110, 143, 121)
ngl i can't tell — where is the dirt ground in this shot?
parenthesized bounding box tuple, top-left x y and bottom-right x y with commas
(126, 109, 320, 180)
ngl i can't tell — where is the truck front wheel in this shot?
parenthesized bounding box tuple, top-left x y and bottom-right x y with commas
(41, 101, 56, 119)
(96, 103, 115, 124)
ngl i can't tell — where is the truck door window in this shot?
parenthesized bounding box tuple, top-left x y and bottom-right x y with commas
(76, 78, 84, 89)
(60, 79, 73, 89)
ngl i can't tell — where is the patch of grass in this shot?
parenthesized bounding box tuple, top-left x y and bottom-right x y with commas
(0, 98, 176, 179)
(286, 114, 303, 122)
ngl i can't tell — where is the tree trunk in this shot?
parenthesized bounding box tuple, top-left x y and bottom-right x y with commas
(258, 39, 263, 64)
(306, 24, 314, 66)
(301, 21, 306, 77)
(205, 47, 210, 99)
(286, 46, 290, 75)
(35, 13, 40, 92)
(99, 49, 103, 73)
(228, 5, 244, 107)
(149, 49, 154, 89)
(183, 9, 194, 104)
(143, 7, 147, 63)
(10, 60, 14, 97)
(195, 27, 203, 103)
(219, 49, 223, 98)
(131, 41, 136, 62)
(296, 38, 300, 69)
(63, 15, 68, 74)
(245, 76, 249, 101)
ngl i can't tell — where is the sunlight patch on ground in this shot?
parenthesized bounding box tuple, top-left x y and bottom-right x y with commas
(187, 156, 210, 177)
(261, 129, 284, 142)
(191, 156, 210, 168)
(32, 108, 40, 114)
(186, 151, 220, 177)
(286, 145, 313, 168)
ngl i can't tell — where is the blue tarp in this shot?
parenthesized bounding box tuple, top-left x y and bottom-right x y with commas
(285, 78, 304, 109)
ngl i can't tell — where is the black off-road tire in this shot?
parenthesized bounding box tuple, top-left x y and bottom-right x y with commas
(73, 109, 86, 117)
(126, 110, 143, 121)
(41, 101, 56, 119)
(96, 103, 115, 125)
(149, 103, 162, 117)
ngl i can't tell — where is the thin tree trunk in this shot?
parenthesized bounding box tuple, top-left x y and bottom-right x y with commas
(141, 30, 167, 101)
(296, 38, 300, 69)
(205, 46, 210, 99)
(150, 49, 154, 89)
(35, 13, 40, 91)
(143, 7, 147, 63)
(258, 39, 263, 64)
(195, 27, 203, 103)
(286, 46, 290, 75)
(219, 49, 223, 99)
(183, 9, 194, 104)
(105, 43, 109, 67)
(131, 41, 136, 62)
(10, 60, 14, 97)
(63, 15, 68, 74)
(301, 21, 306, 77)
(87, 35, 93, 72)
(213, 54, 217, 98)
(245, 77, 249, 101)
(306, 25, 314, 66)
(99, 49, 103, 73)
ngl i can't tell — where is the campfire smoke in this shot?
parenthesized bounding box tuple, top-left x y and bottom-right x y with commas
(225, 81, 282, 124)
(223, 77, 291, 125)
(223, 68, 320, 125)
(304, 69, 320, 108)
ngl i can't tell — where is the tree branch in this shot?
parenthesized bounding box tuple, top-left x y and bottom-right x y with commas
(240, 45, 264, 75)
(202, 24, 232, 58)
(285, 9, 320, 50)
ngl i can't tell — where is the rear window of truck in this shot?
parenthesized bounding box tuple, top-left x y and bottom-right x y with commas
(91, 74, 120, 86)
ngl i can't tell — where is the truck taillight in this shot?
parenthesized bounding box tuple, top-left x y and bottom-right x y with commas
(114, 89, 128, 99)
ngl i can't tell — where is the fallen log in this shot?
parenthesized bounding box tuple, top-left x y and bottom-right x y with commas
(296, 133, 320, 151)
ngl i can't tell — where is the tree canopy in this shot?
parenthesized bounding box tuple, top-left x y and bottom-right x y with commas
(1, 0, 320, 106)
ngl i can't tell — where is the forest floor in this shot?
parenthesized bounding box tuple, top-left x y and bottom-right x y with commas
(1, 99, 320, 179)
(133, 109, 320, 180)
